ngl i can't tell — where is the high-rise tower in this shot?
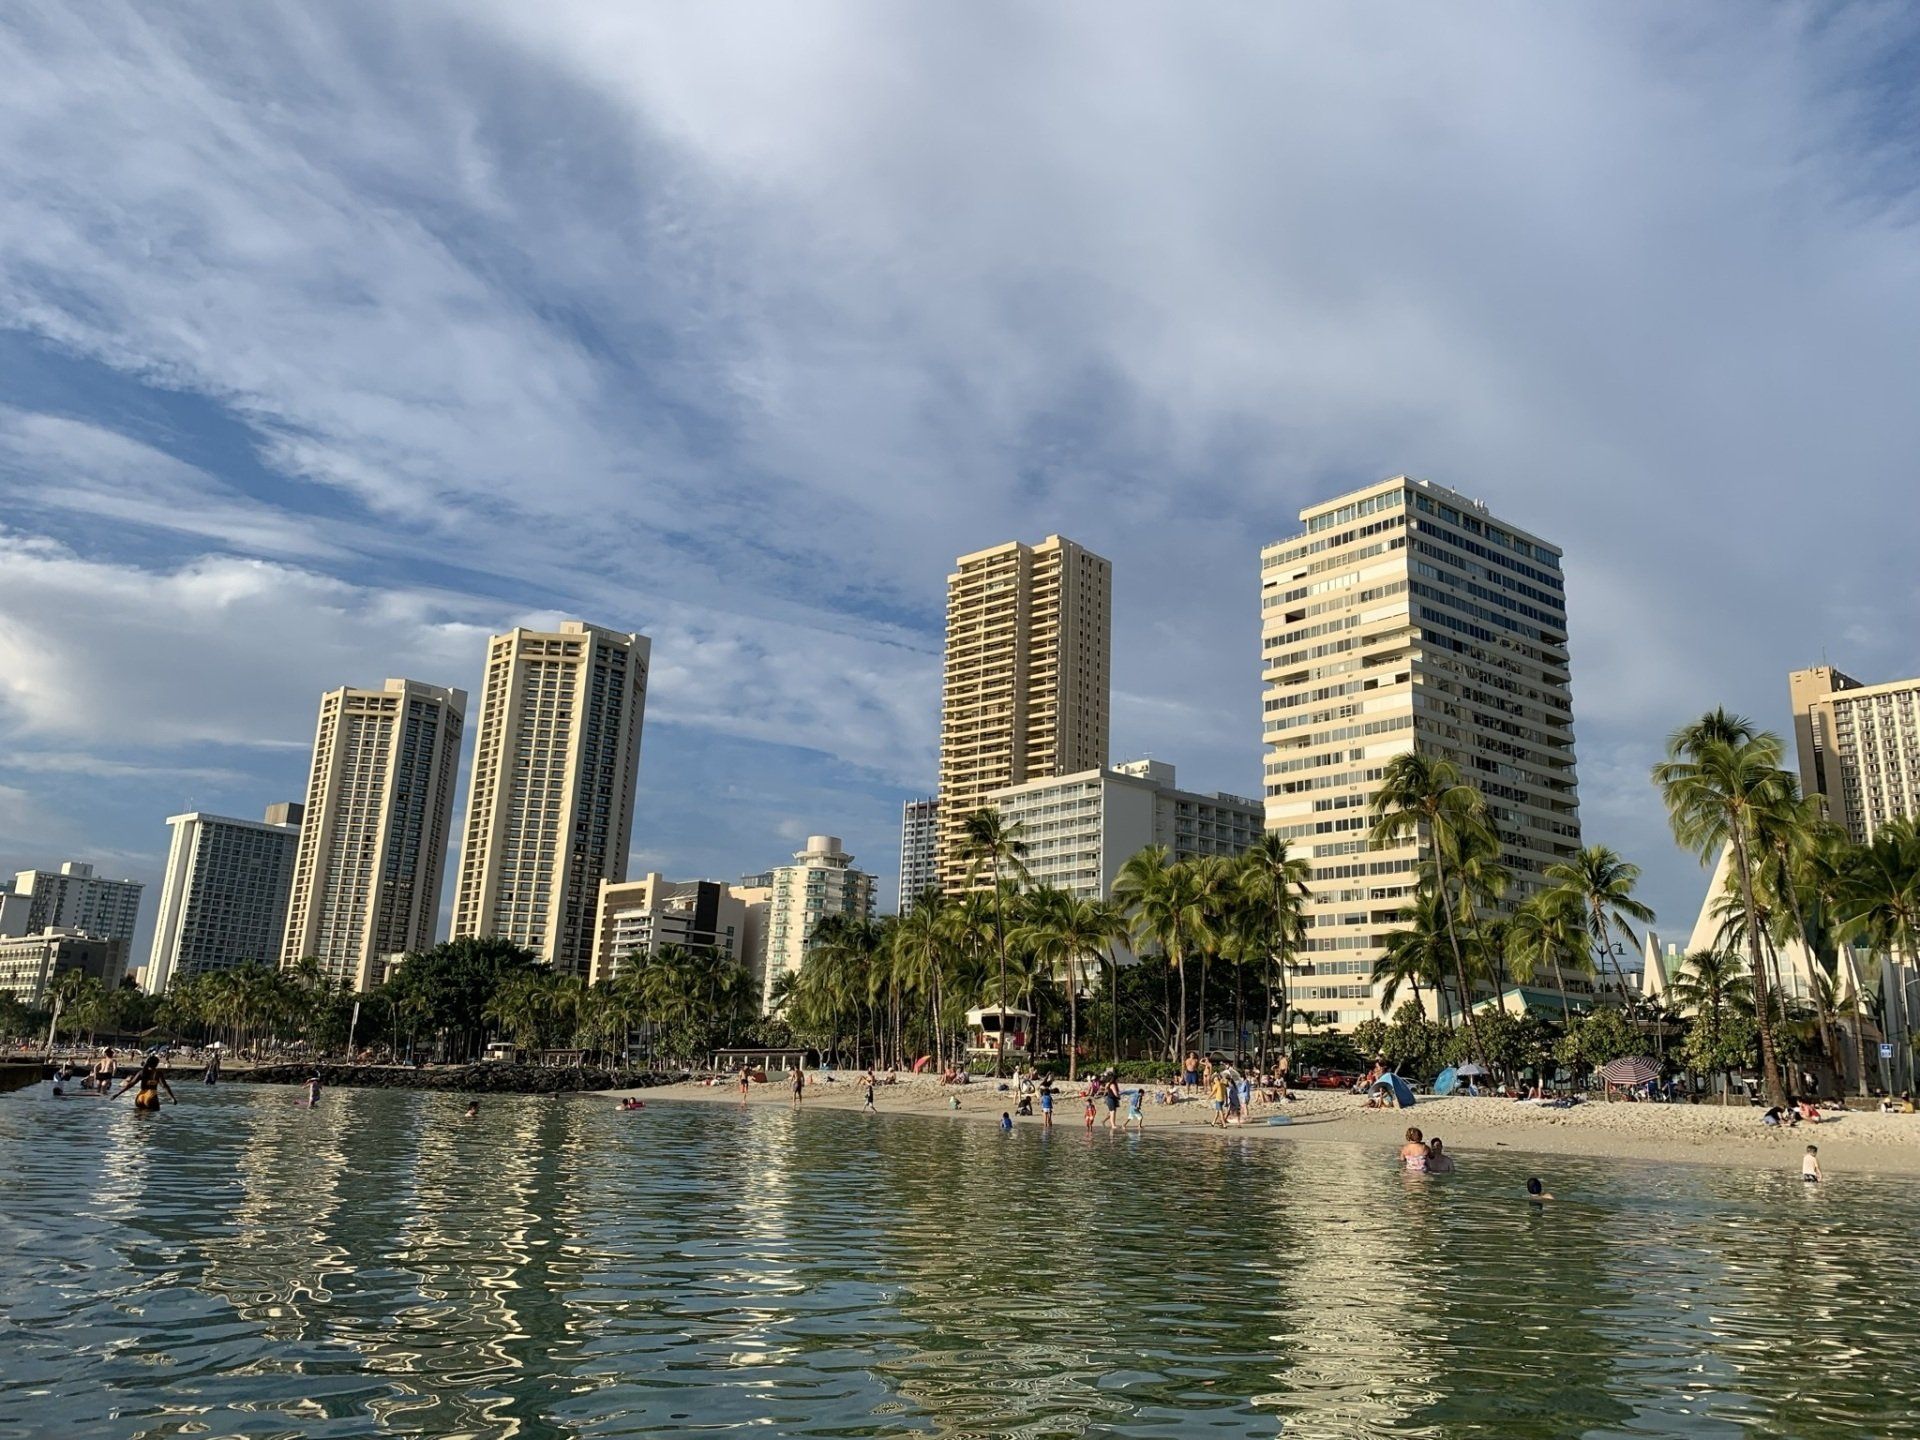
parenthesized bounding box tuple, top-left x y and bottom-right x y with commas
(450, 621, 649, 975)
(936, 535, 1111, 892)
(1260, 477, 1581, 1030)
(148, 804, 302, 993)
(281, 679, 466, 987)
(1791, 664, 1920, 843)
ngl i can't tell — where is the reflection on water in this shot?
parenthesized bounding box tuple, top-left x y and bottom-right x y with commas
(0, 1087, 1914, 1438)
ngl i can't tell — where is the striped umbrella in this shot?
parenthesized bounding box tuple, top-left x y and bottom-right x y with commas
(1598, 1056, 1659, 1087)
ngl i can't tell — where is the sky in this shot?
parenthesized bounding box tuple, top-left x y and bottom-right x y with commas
(2, 3, 1918, 971)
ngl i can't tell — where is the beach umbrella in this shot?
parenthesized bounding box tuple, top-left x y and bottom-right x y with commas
(1598, 1056, 1658, 1087)
(1433, 1066, 1458, 1096)
(1455, 1063, 1487, 1078)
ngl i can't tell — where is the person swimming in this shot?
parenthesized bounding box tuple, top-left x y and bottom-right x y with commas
(113, 1054, 176, 1111)
(1526, 1177, 1553, 1203)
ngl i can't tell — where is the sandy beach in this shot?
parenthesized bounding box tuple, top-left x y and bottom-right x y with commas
(620, 1073, 1920, 1177)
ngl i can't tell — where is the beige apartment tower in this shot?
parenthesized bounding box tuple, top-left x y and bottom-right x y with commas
(1260, 477, 1581, 1030)
(451, 621, 650, 975)
(281, 679, 466, 987)
(1792, 664, 1920, 843)
(937, 535, 1111, 891)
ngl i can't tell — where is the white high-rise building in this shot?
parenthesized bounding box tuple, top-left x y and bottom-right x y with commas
(11, 861, 143, 946)
(451, 622, 650, 976)
(761, 836, 876, 1013)
(282, 679, 466, 989)
(991, 760, 1263, 899)
(146, 804, 303, 994)
(1260, 477, 1581, 1030)
(898, 797, 939, 912)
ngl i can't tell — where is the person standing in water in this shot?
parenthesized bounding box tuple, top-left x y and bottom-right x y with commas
(305, 1071, 322, 1107)
(738, 1068, 752, 1105)
(791, 1067, 805, 1106)
(1038, 1084, 1054, 1129)
(93, 1048, 116, 1092)
(114, 1054, 176, 1111)
(204, 1048, 221, 1085)
(1802, 1145, 1823, 1183)
(863, 1075, 877, 1113)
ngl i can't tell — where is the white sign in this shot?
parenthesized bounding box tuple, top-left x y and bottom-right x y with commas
(1879, 1043, 1895, 1060)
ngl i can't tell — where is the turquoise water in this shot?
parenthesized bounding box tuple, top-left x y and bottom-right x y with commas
(1, 1086, 1915, 1439)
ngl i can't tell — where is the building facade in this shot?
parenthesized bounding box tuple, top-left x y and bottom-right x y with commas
(991, 759, 1263, 898)
(1260, 476, 1581, 1030)
(591, 874, 749, 984)
(732, 873, 775, 1003)
(1791, 664, 1920, 844)
(937, 535, 1111, 892)
(0, 929, 129, 1007)
(147, 804, 303, 994)
(11, 861, 143, 945)
(898, 796, 939, 912)
(281, 678, 466, 988)
(761, 837, 877, 1013)
(451, 622, 650, 976)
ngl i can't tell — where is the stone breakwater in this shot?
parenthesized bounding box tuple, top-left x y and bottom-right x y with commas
(240, 1063, 687, 1094)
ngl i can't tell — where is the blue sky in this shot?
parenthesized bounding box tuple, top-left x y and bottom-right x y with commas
(3, 3, 1919, 968)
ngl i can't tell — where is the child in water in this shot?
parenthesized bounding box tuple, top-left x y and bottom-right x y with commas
(999, 1111, 1013, 1133)
(1802, 1145, 1823, 1183)
(1525, 1177, 1553, 1203)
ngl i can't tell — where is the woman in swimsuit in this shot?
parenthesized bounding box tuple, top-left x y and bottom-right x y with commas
(1399, 1126, 1429, 1173)
(113, 1054, 176, 1111)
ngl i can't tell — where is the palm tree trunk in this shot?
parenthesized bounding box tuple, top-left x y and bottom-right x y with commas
(993, 864, 1008, 1077)
(1175, 945, 1189, 1066)
(1197, 953, 1210, 1061)
(1260, 952, 1274, 1073)
(1234, 956, 1246, 1063)
(1727, 831, 1787, 1106)
(1431, 848, 1488, 1068)
(1846, 951, 1869, 1097)
(1067, 954, 1079, 1082)
(1108, 947, 1120, 1067)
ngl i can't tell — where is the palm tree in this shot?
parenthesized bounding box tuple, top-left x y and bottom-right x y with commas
(1368, 751, 1495, 1067)
(1543, 846, 1655, 1010)
(1239, 834, 1311, 1068)
(1834, 818, 1920, 1091)
(1506, 889, 1590, 1021)
(892, 893, 950, 1072)
(1187, 855, 1241, 1058)
(960, 809, 1031, 1075)
(1373, 885, 1449, 1019)
(1667, 947, 1754, 1102)
(1115, 847, 1209, 1062)
(1652, 719, 1796, 1106)
(1021, 889, 1129, 1080)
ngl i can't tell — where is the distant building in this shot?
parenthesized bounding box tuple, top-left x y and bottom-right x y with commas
(282, 678, 466, 988)
(1791, 664, 1920, 844)
(937, 535, 1111, 892)
(11, 861, 143, 946)
(898, 797, 939, 912)
(0, 888, 31, 939)
(146, 804, 303, 994)
(990, 759, 1263, 898)
(591, 874, 749, 985)
(732, 872, 775, 1001)
(0, 929, 129, 1007)
(761, 837, 876, 1013)
(452, 622, 650, 976)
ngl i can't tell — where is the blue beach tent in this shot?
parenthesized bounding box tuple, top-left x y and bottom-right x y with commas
(1433, 1066, 1458, 1097)
(1374, 1072, 1417, 1108)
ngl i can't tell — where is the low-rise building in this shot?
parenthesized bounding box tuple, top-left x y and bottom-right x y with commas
(989, 759, 1263, 898)
(0, 929, 130, 1007)
(591, 874, 750, 984)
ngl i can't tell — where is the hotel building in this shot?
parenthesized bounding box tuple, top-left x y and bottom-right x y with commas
(990, 759, 1263, 899)
(147, 804, 303, 994)
(590, 874, 750, 985)
(451, 622, 649, 976)
(898, 797, 939, 912)
(10, 861, 143, 946)
(1260, 476, 1581, 1029)
(281, 679, 466, 988)
(937, 535, 1111, 892)
(0, 929, 129, 1007)
(761, 836, 877, 1013)
(1791, 664, 1920, 844)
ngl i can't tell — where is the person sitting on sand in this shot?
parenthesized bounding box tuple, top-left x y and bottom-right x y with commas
(1425, 1137, 1456, 1174)
(1797, 1099, 1823, 1124)
(1526, 1177, 1553, 1203)
(1399, 1126, 1429, 1173)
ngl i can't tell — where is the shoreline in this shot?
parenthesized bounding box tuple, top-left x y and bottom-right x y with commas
(616, 1075, 1920, 1178)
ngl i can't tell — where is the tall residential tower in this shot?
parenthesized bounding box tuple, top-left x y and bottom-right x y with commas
(281, 679, 466, 988)
(147, 804, 303, 993)
(451, 622, 649, 975)
(1791, 664, 1920, 844)
(936, 535, 1111, 892)
(1260, 477, 1581, 1030)
(898, 797, 938, 912)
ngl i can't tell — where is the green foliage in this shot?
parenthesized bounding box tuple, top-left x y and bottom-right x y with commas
(1553, 1007, 1643, 1071)
(1376, 1001, 1450, 1082)
(379, 937, 540, 1060)
(1681, 1008, 1758, 1077)
(1445, 1008, 1554, 1075)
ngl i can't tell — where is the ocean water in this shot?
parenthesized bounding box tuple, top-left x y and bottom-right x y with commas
(1, 1084, 1914, 1439)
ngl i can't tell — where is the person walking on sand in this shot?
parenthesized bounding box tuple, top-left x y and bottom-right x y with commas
(863, 1076, 877, 1113)
(114, 1053, 176, 1112)
(1802, 1145, 1823, 1183)
(1210, 1073, 1229, 1127)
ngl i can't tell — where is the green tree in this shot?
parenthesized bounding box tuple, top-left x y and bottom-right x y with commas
(1020, 889, 1128, 1080)
(1833, 818, 1920, 1089)
(1368, 751, 1497, 1069)
(960, 809, 1031, 1076)
(1239, 834, 1312, 1067)
(1543, 846, 1656, 1009)
(1373, 885, 1449, 1021)
(379, 937, 541, 1061)
(1115, 847, 1209, 1062)
(1651, 717, 1796, 1105)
